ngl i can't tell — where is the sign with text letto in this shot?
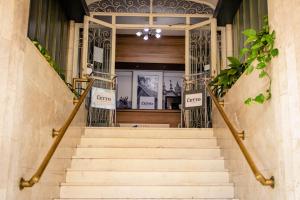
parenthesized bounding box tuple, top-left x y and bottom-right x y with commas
(183, 92, 203, 109)
(139, 96, 155, 109)
(91, 87, 116, 110)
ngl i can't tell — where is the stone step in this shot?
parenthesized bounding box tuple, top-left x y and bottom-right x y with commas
(79, 138, 218, 148)
(55, 199, 239, 200)
(70, 158, 226, 171)
(84, 128, 214, 138)
(65, 171, 230, 185)
(60, 185, 234, 199)
(73, 147, 221, 159)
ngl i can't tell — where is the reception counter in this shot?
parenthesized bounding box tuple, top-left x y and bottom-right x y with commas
(117, 109, 181, 128)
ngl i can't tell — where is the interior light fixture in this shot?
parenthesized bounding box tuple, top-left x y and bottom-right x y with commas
(136, 29, 162, 40)
(156, 29, 162, 33)
(143, 35, 149, 40)
(136, 31, 142, 37)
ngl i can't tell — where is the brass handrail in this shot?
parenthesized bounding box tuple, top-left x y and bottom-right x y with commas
(205, 83, 275, 188)
(19, 78, 95, 190)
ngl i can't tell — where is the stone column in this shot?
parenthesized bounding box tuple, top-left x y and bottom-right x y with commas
(268, 0, 300, 199)
(210, 18, 218, 77)
(0, 0, 31, 199)
(225, 24, 233, 61)
(66, 20, 76, 83)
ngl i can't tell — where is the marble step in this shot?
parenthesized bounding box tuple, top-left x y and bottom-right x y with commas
(79, 138, 218, 148)
(65, 171, 230, 185)
(73, 147, 221, 159)
(84, 128, 214, 138)
(60, 185, 235, 199)
(55, 199, 239, 200)
(70, 158, 226, 171)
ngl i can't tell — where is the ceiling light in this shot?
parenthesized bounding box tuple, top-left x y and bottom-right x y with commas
(155, 33, 161, 39)
(136, 31, 142, 37)
(143, 35, 149, 40)
(136, 29, 162, 40)
(156, 29, 162, 33)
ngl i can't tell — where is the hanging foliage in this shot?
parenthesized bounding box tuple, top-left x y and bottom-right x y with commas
(210, 16, 279, 105)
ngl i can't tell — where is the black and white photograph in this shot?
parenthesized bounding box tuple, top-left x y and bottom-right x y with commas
(132, 71, 163, 109)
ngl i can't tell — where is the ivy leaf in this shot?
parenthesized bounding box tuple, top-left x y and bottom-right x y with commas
(228, 68, 238, 75)
(245, 65, 254, 75)
(265, 55, 272, 62)
(257, 62, 267, 69)
(263, 16, 269, 24)
(251, 42, 264, 50)
(227, 57, 241, 67)
(259, 70, 268, 78)
(240, 48, 249, 57)
(244, 36, 258, 45)
(243, 29, 257, 37)
(244, 98, 252, 105)
(271, 48, 279, 57)
(254, 94, 265, 104)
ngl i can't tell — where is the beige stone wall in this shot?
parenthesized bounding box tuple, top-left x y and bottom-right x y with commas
(213, 1, 300, 199)
(0, 1, 86, 199)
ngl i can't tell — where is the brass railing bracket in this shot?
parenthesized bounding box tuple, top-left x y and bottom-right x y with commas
(237, 131, 245, 140)
(73, 97, 79, 105)
(218, 100, 225, 107)
(256, 175, 275, 188)
(19, 177, 39, 190)
(52, 129, 60, 137)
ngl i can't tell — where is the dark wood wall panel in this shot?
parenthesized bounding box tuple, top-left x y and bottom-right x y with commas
(117, 109, 181, 128)
(116, 35, 185, 64)
(27, 0, 69, 76)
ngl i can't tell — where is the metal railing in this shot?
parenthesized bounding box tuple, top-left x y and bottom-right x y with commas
(205, 83, 275, 188)
(19, 78, 95, 190)
(182, 72, 212, 128)
(86, 72, 117, 127)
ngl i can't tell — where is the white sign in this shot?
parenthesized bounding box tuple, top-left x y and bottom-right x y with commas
(184, 93, 203, 108)
(204, 64, 210, 71)
(139, 96, 155, 109)
(91, 87, 116, 110)
(93, 46, 103, 63)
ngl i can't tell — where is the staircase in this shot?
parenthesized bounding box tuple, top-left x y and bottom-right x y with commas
(57, 128, 237, 200)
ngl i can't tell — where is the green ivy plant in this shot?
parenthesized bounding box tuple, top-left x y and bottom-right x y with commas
(32, 40, 80, 97)
(241, 16, 279, 105)
(210, 57, 246, 97)
(210, 16, 279, 105)
(32, 40, 65, 80)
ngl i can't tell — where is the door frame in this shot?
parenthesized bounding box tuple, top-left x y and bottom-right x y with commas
(82, 16, 117, 77)
(79, 15, 221, 79)
(185, 18, 218, 77)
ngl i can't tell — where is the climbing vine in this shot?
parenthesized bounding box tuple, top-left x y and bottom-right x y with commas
(210, 16, 279, 105)
(242, 16, 279, 104)
(32, 40, 80, 97)
(32, 40, 65, 80)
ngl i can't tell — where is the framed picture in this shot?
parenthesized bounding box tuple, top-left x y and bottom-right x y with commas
(132, 71, 163, 109)
(163, 71, 183, 109)
(116, 71, 133, 109)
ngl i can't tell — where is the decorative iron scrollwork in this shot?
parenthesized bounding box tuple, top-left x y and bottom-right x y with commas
(88, 0, 213, 14)
(152, 0, 214, 14)
(88, 0, 151, 13)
